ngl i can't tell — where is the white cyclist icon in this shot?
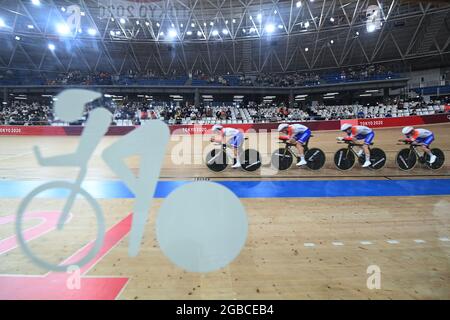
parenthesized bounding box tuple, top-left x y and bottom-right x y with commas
(16, 89, 248, 273)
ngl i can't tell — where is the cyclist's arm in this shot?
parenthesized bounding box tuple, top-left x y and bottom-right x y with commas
(33, 146, 79, 167)
(34, 108, 111, 167)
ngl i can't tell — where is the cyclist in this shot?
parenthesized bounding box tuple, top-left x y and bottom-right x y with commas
(339, 123, 374, 168)
(277, 123, 311, 167)
(210, 124, 244, 169)
(401, 126, 436, 164)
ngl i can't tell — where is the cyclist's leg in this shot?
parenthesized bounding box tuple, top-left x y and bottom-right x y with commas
(230, 133, 244, 166)
(102, 121, 170, 257)
(295, 130, 311, 160)
(363, 132, 375, 159)
(419, 135, 435, 162)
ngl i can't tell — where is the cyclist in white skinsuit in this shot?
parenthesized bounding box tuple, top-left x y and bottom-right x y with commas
(340, 124, 375, 168)
(401, 126, 436, 164)
(210, 125, 245, 169)
(277, 123, 312, 166)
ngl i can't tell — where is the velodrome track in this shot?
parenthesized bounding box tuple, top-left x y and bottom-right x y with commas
(0, 123, 449, 299)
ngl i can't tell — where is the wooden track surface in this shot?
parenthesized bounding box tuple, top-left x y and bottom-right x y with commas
(0, 123, 448, 181)
(0, 123, 449, 299)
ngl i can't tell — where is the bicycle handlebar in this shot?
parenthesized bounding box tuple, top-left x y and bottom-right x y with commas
(337, 141, 372, 147)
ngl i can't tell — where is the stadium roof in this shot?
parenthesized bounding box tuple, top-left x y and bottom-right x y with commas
(0, 0, 449, 75)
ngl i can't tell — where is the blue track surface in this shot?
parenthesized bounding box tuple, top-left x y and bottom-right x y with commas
(0, 179, 449, 199)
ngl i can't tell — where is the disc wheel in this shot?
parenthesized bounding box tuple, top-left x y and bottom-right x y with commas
(396, 148, 417, 171)
(271, 148, 294, 171)
(424, 148, 445, 170)
(359, 148, 386, 170)
(240, 149, 262, 172)
(206, 149, 228, 172)
(305, 148, 326, 170)
(334, 148, 355, 171)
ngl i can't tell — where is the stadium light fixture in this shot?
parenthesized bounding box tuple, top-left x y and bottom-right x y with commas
(0, 18, 5, 28)
(222, 28, 228, 35)
(257, 14, 262, 22)
(81, 12, 85, 16)
(249, 16, 253, 20)
(56, 23, 70, 35)
(232, 19, 236, 23)
(210, 22, 214, 26)
(278, 24, 283, 29)
(48, 43, 55, 51)
(356, 31, 360, 36)
(304, 21, 310, 28)
(120, 18, 126, 24)
(305, 47, 309, 52)
(31, 0, 41, 6)
(186, 31, 192, 36)
(197, 30, 202, 36)
(242, 29, 246, 33)
(136, 21, 140, 25)
(171, 23, 175, 27)
(330, 39, 334, 44)
(87, 28, 97, 36)
(249, 27, 255, 33)
(156, 22, 160, 27)
(212, 30, 219, 36)
(265, 24, 275, 33)
(296, 1, 302, 8)
(367, 24, 376, 33)
(27, 24, 34, 29)
(225, 20, 228, 25)
(61, 7, 66, 12)
(145, 21, 150, 26)
(111, 18, 115, 22)
(191, 23, 195, 27)
(330, 17, 335, 22)
(168, 29, 177, 38)
(180, 23, 183, 28)
(109, 30, 115, 36)
(15, 36, 21, 41)
(274, 10, 277, 14)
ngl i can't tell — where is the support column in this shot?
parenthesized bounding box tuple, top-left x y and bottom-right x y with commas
(289, 90, 294, 108)
(2, 87, 7, 105)
(194, 88, 200, 108)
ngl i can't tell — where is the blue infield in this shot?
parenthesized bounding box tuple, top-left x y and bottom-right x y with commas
(0, 179, 449, 199)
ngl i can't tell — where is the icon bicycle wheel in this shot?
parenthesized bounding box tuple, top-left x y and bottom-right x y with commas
(15, 181, 105, 272)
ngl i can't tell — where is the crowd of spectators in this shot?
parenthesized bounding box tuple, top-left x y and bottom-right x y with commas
(0, 63, 399, 87)
(1, 95, 448, 126)
(336, 64, 394, 82)
(0, 100, 52, 125)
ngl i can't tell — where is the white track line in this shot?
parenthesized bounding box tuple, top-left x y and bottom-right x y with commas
(386, 240, 400, 244)
(303, 243, 315, 247)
